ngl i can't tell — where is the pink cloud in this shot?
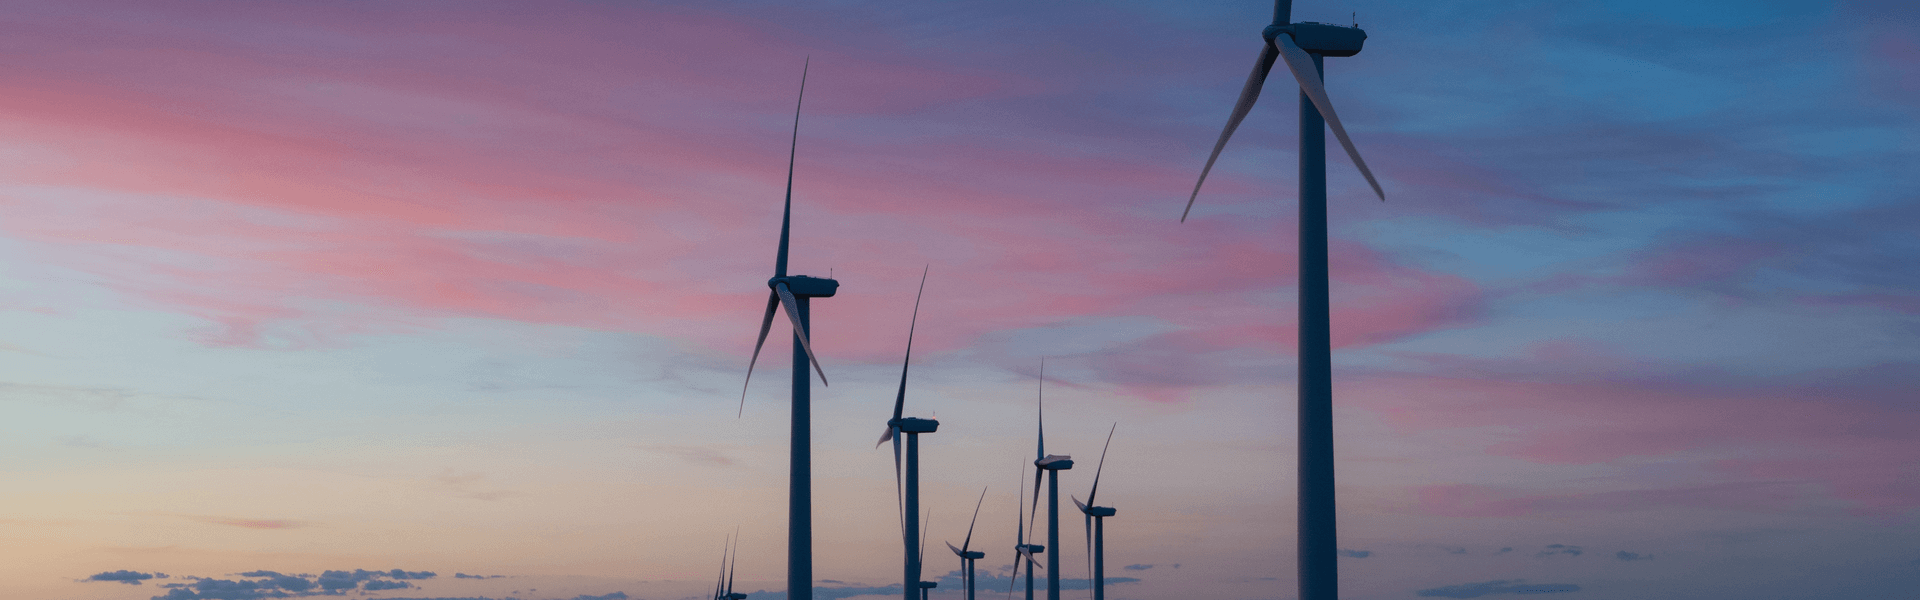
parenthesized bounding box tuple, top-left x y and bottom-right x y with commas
(181, 515, 304, 530)
(1350, 367, 1920, 516)
(1411, 481, 1814, 518)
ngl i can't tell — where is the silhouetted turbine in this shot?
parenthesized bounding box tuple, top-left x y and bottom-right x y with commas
(1008, 463, 1044, 600)
(1181, 2, 1386, 599)
(738, 59, 838, 600)
(1071, 425, 1117, 600)
(1027, 362, 1073, 600)
(874, 267, 937, 600)
(946, 487, 988, 600)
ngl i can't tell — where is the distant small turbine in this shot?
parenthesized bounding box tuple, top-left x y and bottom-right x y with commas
(1027, 362, 1073, 600)
(737, 59, 839, 600)
(713, 531, 748, 600)
(1008, 463, 1044, 600)
(1071, 425, 1117, 600)
(945, 487, 989, 600)
(917, 509, 936, 600)
(875, 268, 938, 600)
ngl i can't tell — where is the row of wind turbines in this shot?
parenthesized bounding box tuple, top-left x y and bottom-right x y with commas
(726, 1, 1384, 598)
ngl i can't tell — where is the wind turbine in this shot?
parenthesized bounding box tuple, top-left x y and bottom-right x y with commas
(738, 60, 838, 600)
(714, 532, 748, 600)
(946, 487, 989, 600)
(1070, 425, 1117, 600)
(916, 509, 936, 600)
(1027, 363, 1073, 600)
(1181, 2, 1383, 600)
(1008, 463, 1044, 600)
(875, 268, 938, 600)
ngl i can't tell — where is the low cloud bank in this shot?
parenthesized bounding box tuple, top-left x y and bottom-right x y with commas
(1416, 579, 1581, 598)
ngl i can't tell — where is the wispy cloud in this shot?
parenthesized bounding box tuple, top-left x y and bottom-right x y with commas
(182, 515, 304, 530)
(634, 444, 737, 467)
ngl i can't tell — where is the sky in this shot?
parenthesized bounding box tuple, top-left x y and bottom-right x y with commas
(2, 1, 1916, 599)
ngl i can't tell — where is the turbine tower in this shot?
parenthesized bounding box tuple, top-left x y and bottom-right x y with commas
(1027, 363, 1073, 600)
(1070, 424, 1117, 600)
(739, 60, 837, 600)
(1182, 2, 1384, 600)
(875, 268, 937, 600)
(1008, 463, 1044, 600)
(945, 487, 988, 600)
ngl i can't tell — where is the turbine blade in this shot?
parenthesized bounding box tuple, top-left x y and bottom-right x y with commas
(876, 426, 895, 449)
(919, 508, 931, 572)
(775, 58, 809, 277)
(1028, 466, 1043, 543)
(893, 428, 905, 539)
(963, 486, 986, 552)
(948, 541, 965, 557)
(1183, 42, 1281, 222)
(726, 527, 739, 596)
(1036, 358, 1046, 460)
(1088, 423, 1115, 505)
(1273, 34, 1385, 201)
(1016, 463, 1026, 544)
(1072, 495, 1090, 514)
(739, 291, 780, 415)
(774, 281, 828, 385)
(715, 533, 730, 600)
(1008, 550, 1022, 594)
(891, 266, 929, 422)
(1083, 512, 1093, 596)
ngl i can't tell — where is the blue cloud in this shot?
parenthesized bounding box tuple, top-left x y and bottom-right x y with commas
(363, 580, 414, 591)
(1123, 564, 1153, 571)
(1537, 544, 1584, 557)
(1339, 548, 1374, 558)
(1616, 551, 1652, 561)
(1416, 580, 1582, 598)
(87, 570, 160, 585)
(94, 567, 446, 599)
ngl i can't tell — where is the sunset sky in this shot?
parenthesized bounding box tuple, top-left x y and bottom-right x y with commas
(3, 1, 1917, 599)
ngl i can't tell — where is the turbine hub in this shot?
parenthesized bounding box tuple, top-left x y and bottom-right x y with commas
(1081, 505, 1116, 517)
(1035, 455, 1074, 470)
(768, 275, 839, 297)
(962, 550, 984, 559)
(1019, 543, 1046, 553)
(1264, 22, 1367, 57)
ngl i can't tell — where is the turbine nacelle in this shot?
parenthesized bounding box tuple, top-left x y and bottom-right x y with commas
(1018, 543, 1046, 554)
(917, 581, 938, 589)
(769, 275, 839, 298)
(1262, 22, 1367, 57)
(1073, 496, 1117, 518)
(890, 417, 939, 434)
(1035, 455, 1073, 471)
(726, 594, 748, 600)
